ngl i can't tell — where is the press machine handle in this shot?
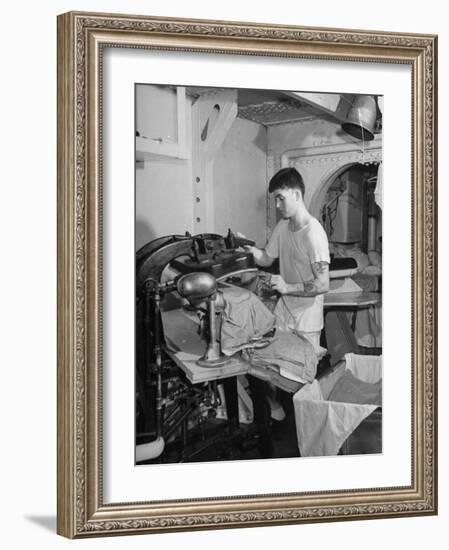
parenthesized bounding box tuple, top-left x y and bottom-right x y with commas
(225, 228, 255, 249)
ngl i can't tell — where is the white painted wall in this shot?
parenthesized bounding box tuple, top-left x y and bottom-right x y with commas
(136, 161, 194, 248)
(135, 86, 194, 249)
(2, 2, 446, 550)
(136, 85, 178, 143)
(213, 117, 268, 245)
(268, 118, 359, 206)
(136, 89, 268, 248)
(268, 117, 349, 155)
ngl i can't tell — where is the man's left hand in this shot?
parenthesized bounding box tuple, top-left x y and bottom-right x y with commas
(270, 275, 289, 295)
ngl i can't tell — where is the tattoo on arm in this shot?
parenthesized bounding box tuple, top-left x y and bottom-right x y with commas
(304, 281, 317, 294)
(313, 261, 329, 274)
(285, 262, 329, 297)
(301, 261, 329, 296)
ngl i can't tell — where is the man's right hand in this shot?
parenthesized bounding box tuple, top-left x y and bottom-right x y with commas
(235, 232, 255, 253)
(234, 232, 255, 248)
(236, 232, 274, 268)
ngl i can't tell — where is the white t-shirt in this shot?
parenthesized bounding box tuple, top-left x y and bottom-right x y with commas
(265, 217, 330, 332)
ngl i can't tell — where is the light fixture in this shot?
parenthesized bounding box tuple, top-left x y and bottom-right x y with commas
(341, 95, 378, 141)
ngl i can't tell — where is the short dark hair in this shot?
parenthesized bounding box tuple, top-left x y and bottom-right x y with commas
(268, 167, 305, 197)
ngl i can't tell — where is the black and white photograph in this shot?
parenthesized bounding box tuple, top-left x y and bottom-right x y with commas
(2, 0, 444, 545)
(135, 84, 383, 465)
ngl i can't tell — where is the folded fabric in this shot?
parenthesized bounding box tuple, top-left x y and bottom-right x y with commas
(293, 353, 382, 456)
(220, 287, 276, 355)
(327, 370, 382, 406)
(245, 329, 318, 384)
(246, 363, 304, 393)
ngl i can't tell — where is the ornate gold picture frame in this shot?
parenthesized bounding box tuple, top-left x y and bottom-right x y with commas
(57, 11, 437, 538)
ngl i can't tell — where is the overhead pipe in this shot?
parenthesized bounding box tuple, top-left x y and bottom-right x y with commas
(136, 280, 166, 463)
(136, 437, 165, 462)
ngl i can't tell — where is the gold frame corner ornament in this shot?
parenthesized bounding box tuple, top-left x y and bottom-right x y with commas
(57, 10, 438, 539)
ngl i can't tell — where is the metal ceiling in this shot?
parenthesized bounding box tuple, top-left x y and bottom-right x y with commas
(175, 85, 380, 131)
(183, 86, 347, 126)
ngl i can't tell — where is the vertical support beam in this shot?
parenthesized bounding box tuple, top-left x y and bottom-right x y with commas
(176, 86, 188, 159)
(266, 155, 282, 237)
(191, 90, 237, 233)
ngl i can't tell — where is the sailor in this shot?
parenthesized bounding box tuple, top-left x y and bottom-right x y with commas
(243, 167, 330, 354)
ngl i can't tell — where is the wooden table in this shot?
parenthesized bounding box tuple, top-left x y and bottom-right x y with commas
(161, 307, 297, 454)
(324, 291, 381, 308)
(162, 308, 249, 383)
(162, 308, 250, 430)
(323, 291, 381, 360)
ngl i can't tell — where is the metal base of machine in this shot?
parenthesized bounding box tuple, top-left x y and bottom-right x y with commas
(196, 355, 232, 367)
